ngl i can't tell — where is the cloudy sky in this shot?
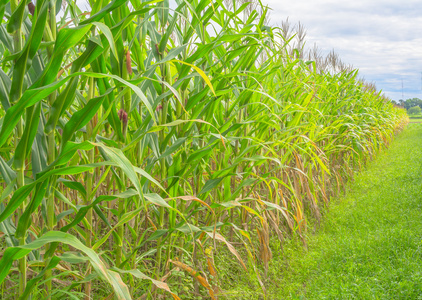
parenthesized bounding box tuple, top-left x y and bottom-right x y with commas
(261, 0, 422, 101)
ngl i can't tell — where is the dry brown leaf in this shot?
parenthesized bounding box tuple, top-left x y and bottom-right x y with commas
(148, 217, 158, 230)
(174, 196, 215, 214)
(263, 200, 294, 230)
(205, 232, 247, 271)
(139, 267, 180, 299)
(169, 259, 216, 300)
(197, 239, 217, 277)
(206, 257, 217, 277)
(138, 273, 180, 300)
(257, 217, 272, 276)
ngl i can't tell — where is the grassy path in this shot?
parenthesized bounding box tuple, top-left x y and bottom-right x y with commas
(270, 123, 422, 299)
(409, 116, 422, 124)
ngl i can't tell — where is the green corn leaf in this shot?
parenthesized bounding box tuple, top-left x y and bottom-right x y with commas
(14, 103, 41, 169)
(60, 252, 89, 264)
(61, 89, 113, 147)
(173, 59, 216, 96)
(0, 77, 78, 147)
(33, 24, 92, 88)
(0, 3, 5, 23)
(59, 179, 87, 198)
(146, 229, 168, 241)
(0, 68, 11, 111)
(175, 223, 201, 234)
(133, 166, 166, 192)
(27, 0, 49, 58)
(156, 0, 169, 27)
(53, 141, 96, 168)
(31, 124, 48, 178)
(8, 0, 49, 103)
(19, 256, 62, 300)
(92, 142, 144, 200)
(16, 179, 49, 238)
(0, 183, 35, 224)
(0, 180, 15, 202)
(0, 70, 155, 148)
(158, 0, 177, 53)
(158, 137, 187, 160)
(155, 45, 187, 65)
(92, 21, 118, 62)
(199, 177, 224, 195)
(91, 57, 124, 141)
(0, 156, 16, 185)
(144, 193, 171, 208)
(79, 0, 129, 25)
(93, 207, 143, 250)
(60, 190, 138, 233)
(6, 0, 28, 33)
(44, 76, 79, 135)
(0, 231, 132, 300)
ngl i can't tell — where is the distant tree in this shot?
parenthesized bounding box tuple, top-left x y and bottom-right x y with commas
(408, 106, 421, 115)
(402, 98, 422, 110)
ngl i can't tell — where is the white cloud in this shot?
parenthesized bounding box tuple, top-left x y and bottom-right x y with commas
(263, 0, 422, 100)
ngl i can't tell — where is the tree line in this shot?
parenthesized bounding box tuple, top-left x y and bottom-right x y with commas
(392, 98, 422, 110)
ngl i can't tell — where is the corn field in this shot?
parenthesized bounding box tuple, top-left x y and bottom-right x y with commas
(0, 0, 408, 299)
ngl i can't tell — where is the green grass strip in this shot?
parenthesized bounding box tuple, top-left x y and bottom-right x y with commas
(409, 115, 422, 123)
(265, 123, 422, 299)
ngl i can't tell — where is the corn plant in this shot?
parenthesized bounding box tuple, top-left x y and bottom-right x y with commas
(0, 0, 408, 299)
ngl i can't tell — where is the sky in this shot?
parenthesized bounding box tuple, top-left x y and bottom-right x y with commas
(261, 0, 422, 101)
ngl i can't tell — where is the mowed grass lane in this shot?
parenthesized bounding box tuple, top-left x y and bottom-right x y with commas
(409, 115, 422, 123)
(271, 123, 422, 299)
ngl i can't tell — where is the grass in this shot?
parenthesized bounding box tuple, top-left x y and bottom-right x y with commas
(252, 123, 422, 299)
(408, 114, 422, 123)
(219, 123, 422, 299)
